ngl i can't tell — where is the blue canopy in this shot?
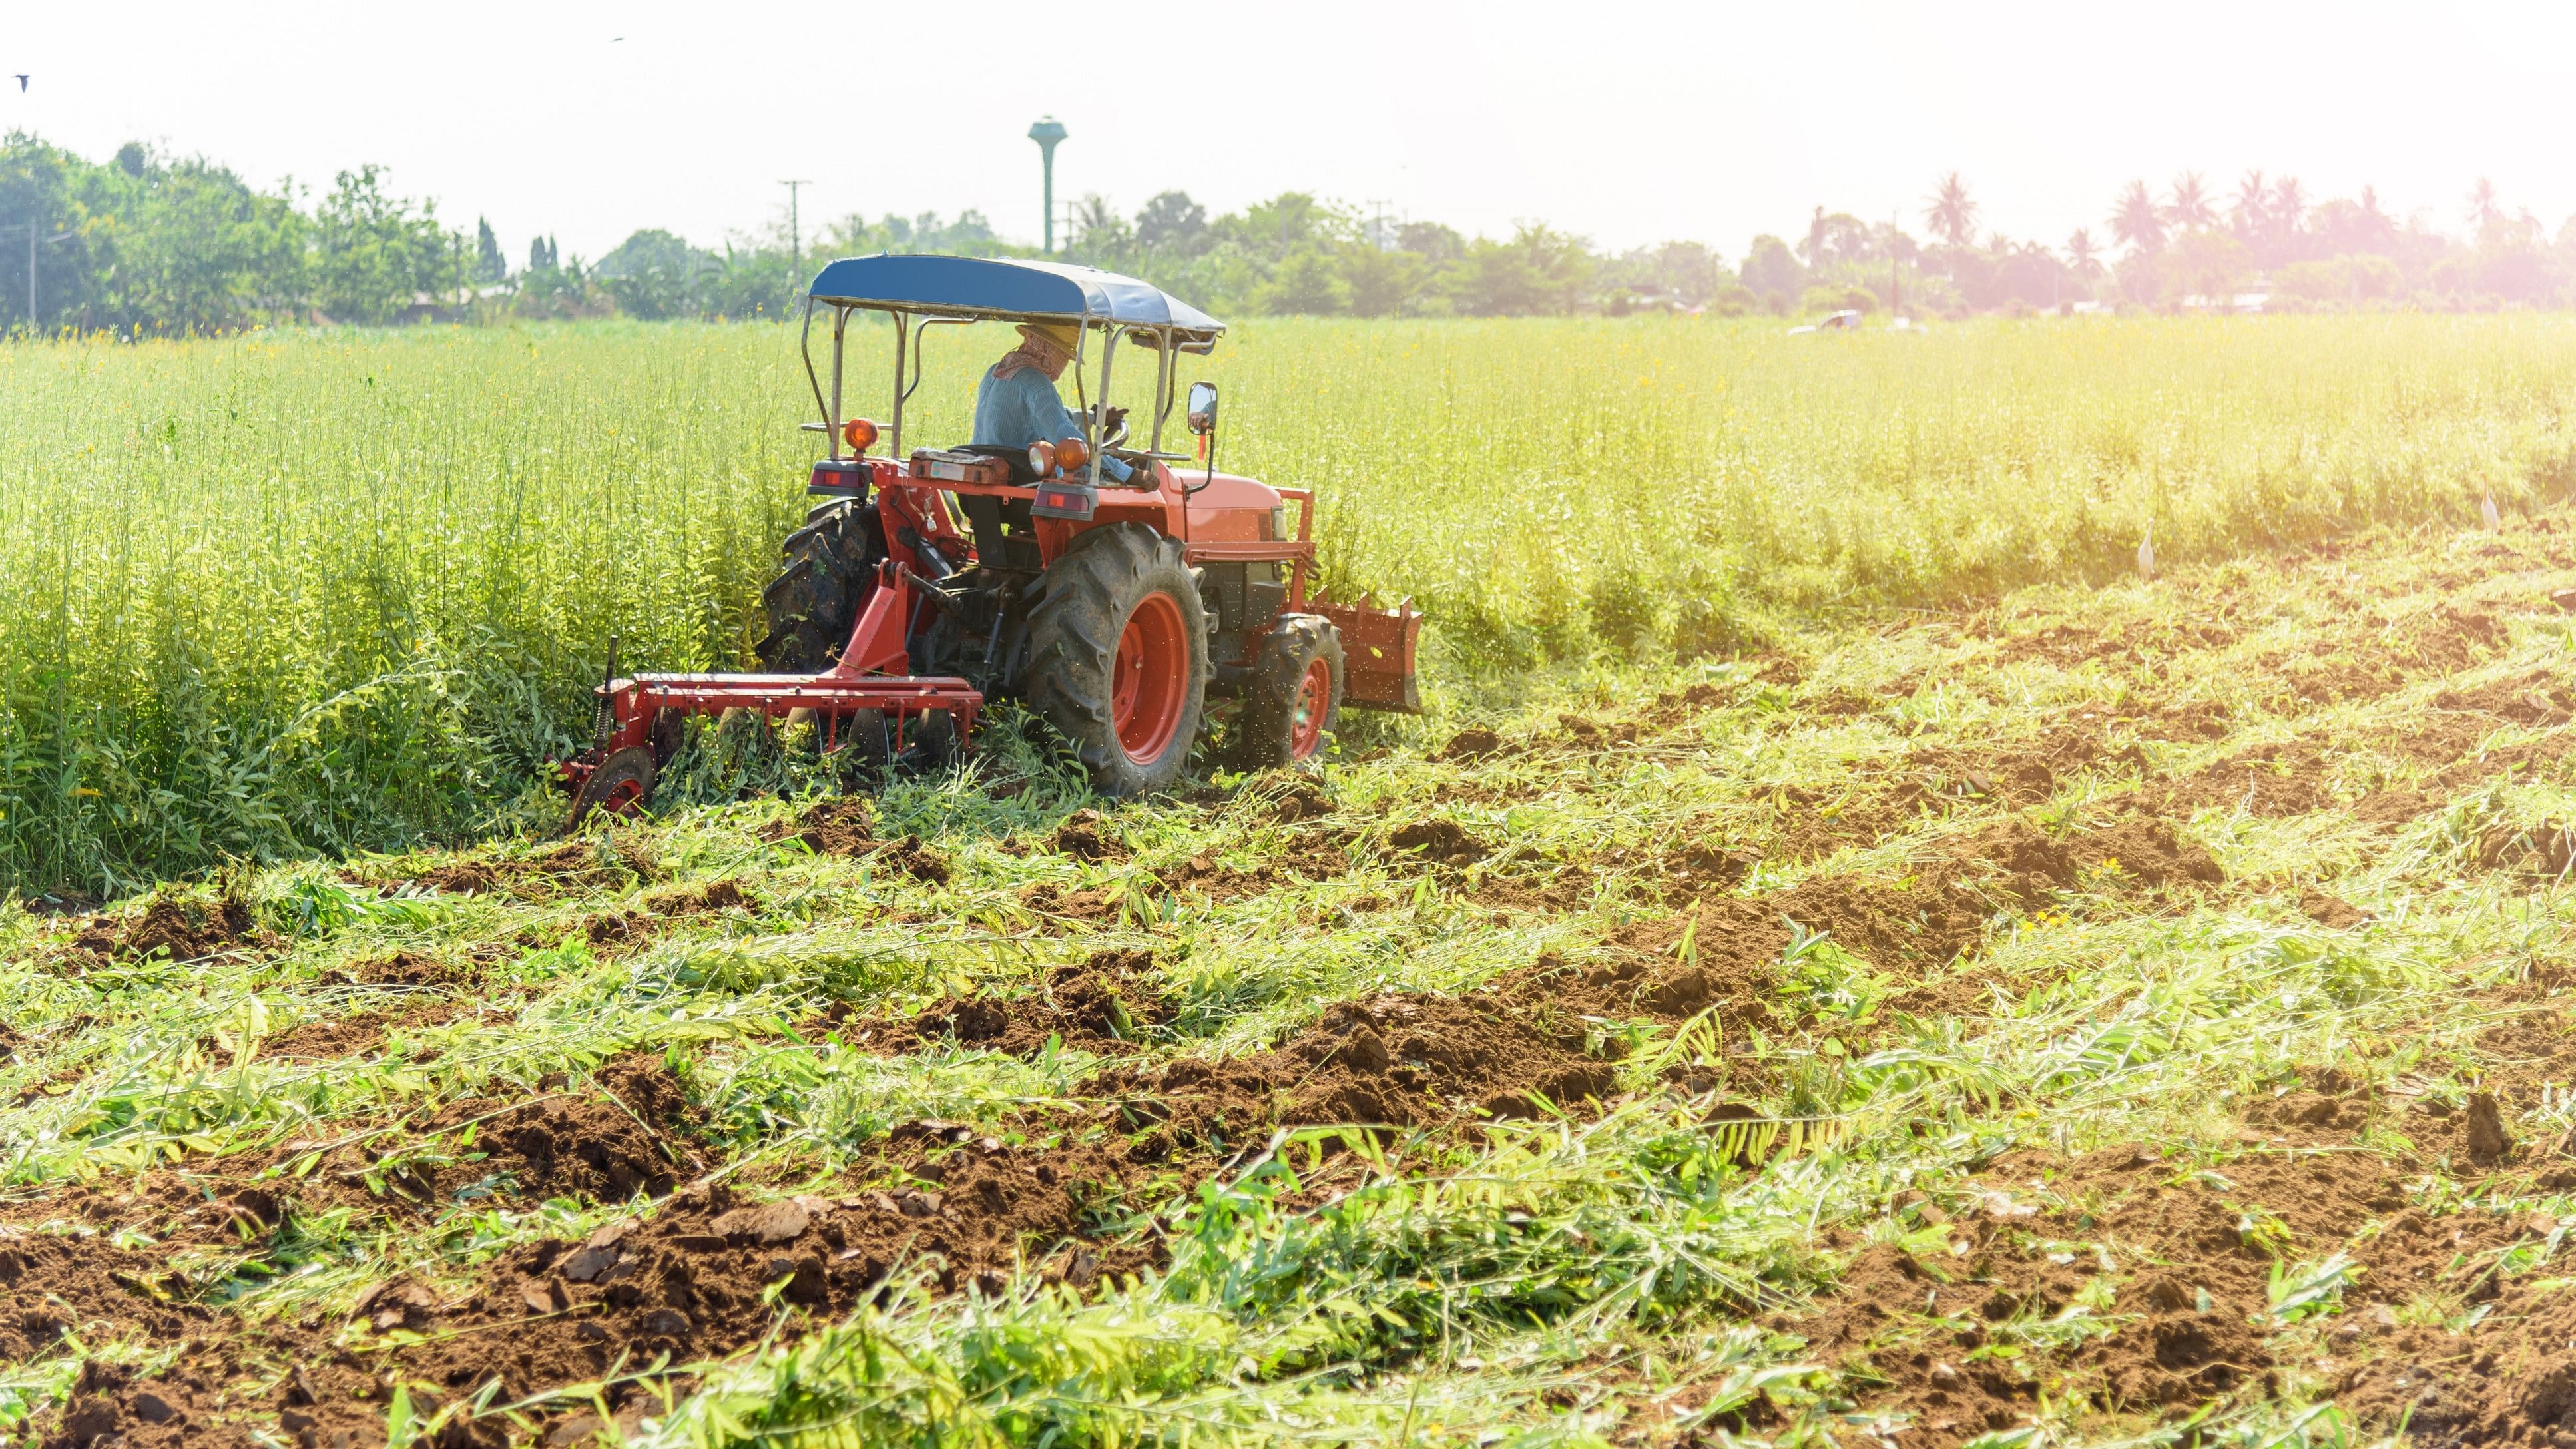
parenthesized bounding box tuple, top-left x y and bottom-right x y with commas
(805, 255, 1224, 350)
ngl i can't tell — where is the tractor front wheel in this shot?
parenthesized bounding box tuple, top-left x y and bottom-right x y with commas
(563, 745, 658, 836)
(1023, 525, 1211, 796)
(1230, 614, 1346, 768)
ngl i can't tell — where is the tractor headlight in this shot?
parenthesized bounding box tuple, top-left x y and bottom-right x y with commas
(1055, 437, 1090, 473)
(1028, 440, 1057, 476)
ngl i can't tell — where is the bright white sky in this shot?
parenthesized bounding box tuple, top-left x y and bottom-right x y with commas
(8, 1, 2574, 266)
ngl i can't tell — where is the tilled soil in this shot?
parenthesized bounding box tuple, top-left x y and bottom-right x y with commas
(21, 515, 2576, 1446)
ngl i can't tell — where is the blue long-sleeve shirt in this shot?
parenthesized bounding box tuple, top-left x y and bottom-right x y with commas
(971, 365, 1133, 483)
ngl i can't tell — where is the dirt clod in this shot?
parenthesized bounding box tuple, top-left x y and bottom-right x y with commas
(1384, 819, 1489, 865)
(760, 798, 875, 856)
(876, 835, 951, 884)
(1049, 809, 1123, 861)
(2466, 1091, 2513, 1163)
(1433, 727, 1507, 762)
(2299, 890, 2371, 929)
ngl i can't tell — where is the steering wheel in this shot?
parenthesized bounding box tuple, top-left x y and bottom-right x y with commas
(1095, 404, 1130, 451)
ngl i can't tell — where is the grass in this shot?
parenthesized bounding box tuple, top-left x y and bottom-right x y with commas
(7, 505, 2576, 1445)
(12, 316, 2576, 892)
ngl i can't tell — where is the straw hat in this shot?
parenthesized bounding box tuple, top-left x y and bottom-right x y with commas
(1017, 321, 1079, 356)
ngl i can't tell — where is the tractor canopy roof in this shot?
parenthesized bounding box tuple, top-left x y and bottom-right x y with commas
(806, 254, 1224, 352)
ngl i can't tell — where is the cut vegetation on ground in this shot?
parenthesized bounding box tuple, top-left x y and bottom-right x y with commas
(11, 506, 2576, 1446)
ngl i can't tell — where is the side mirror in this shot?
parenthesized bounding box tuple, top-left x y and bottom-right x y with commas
(1186, 381, 1219, 436)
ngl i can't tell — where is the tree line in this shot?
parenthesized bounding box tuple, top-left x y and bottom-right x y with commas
(7, 129, 2576, 334)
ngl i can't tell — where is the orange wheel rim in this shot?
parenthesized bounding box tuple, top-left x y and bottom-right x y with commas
(1112, 591, 1188, 764)
(1289, 657, 1331, 759)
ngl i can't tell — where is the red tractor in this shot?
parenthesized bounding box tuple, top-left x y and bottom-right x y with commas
(561, 255, 1419, 830)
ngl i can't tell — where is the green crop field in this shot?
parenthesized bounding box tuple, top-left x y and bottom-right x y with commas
(9, 315, 2576, 894)
(11, 317, 2576, 1449)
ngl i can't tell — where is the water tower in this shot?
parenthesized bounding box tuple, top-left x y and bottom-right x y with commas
(1028, 116, 1067, 252)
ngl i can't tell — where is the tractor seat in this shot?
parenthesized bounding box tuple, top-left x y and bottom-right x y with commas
(953, 443, 1039, 486)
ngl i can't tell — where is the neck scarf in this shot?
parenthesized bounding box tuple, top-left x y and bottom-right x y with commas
(991, 344, 1055, 382)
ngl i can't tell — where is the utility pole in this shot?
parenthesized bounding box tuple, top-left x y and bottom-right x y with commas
(1365, 198, 1396, 250)
(1889, 209, 1902, 319)
(1028, 117, 1067, 252)
(5, 221, 69, 334)
(778, 180, 810, 297)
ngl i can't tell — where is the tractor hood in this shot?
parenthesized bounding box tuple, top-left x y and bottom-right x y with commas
(806, 256, 1225, 351)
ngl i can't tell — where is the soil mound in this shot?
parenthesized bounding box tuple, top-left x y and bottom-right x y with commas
(1433, 726, 1507, 762)
(259, 1002, 466, 1061)
(1553, 714, 1641, 749)
(1384, 819, 1489, 866)
(1506, 945, 1782, 1038)
(875, 835, 951, 884)
(1049, 808, 1125, 861)
(256, 1140, 1138, 1448)
(264, 1054, 701, 1217)
(872, 950, 1170, 1056)
(416, 860, 502, 895)
(760, 798, 874, 856)
(1101, 987, 1623, 1155)
(33, 1359, 226, 1449)
(69, 895, 267, 964)
(1250, 774, 1332, 822)
(2157, 739, 2337, 816)
(467, 1068, 696, 1204)
(1647, 810, 2219, 988)
(1983, 816, 2225, 893)
(0, 1233, 214, 1368)
(409, 837, 659, 900)
(1018, 880, 1129, 922)
(2478, 822, 2576, 878)
(346, 950, 477, 988)
(2434, 672, 2576, 726)
(1786, 1141, 2358, 1442)
(1906, 723, 2119, 807)
(643, 878, 759, 916)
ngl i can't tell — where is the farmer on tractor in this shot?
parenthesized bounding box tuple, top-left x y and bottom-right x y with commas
(975, 320, 1133, 483)
(558, 255, 1421, 833)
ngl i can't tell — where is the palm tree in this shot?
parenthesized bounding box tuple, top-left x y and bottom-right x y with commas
(2109, 180, 2165, 254)
(1924, 172, 1979, 248)
(2230, 170, 2268, 234)
(2065, 228, 2105, 278)
(2269, 176, 2308, 234)
(2165, 172, 2216, 230)
(2467, 176, 2503, 234)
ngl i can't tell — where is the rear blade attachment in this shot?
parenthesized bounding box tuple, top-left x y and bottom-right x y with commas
(1309, 588, 1421, 713)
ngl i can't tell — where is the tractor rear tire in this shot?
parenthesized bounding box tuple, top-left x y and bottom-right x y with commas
(756, 501, 877, 672)
(1230, 614, 1346, 769)
(1023, 524, 1210, 797)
